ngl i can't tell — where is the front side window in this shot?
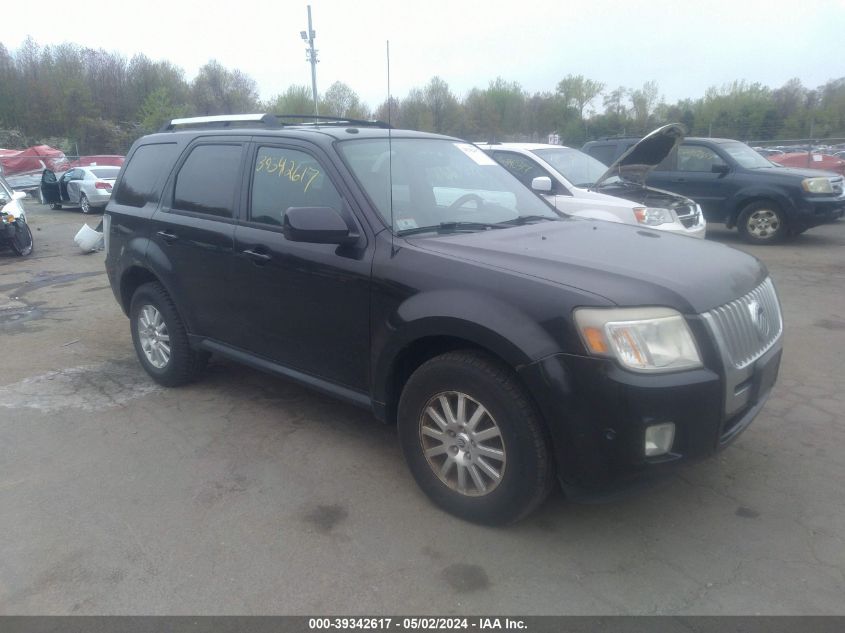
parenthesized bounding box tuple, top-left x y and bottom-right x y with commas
(249, 147, 342, 226)
(173, 144, 242, 218)
(338, 138, 558, 233)
(676, 145, 726, 172)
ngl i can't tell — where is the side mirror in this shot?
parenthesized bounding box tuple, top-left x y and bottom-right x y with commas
(531, 176, 553, 192)
(283, 206, 358, 245)
(711, 163, 730, 175)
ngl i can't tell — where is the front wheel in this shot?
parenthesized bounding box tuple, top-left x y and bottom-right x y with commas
(49, 203, 62, 210)
(129, 282, 208, 387)
(737, 201, 787, 244)
(398, 350, 554, 525)
(10, 221, 33, 256)
(80, 193, 90, 214)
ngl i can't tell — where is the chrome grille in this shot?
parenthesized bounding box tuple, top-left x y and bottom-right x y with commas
(702, 277, 783, 370)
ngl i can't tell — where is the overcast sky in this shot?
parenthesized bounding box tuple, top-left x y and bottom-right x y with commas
(5, 0, 844, 110)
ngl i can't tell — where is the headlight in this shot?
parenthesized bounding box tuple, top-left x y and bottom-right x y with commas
(802, 177, 833, 194)
(633, 207, 675, 226)
(574, 307, 702, 372)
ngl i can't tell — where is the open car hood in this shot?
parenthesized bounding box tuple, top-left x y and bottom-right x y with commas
(594, 123, 685, 188)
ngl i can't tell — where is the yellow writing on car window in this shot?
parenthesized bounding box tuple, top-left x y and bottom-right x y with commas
(256, 155, 321, 193)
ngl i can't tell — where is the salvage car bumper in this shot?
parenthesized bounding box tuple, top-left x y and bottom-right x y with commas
(795, 195, 845, 230)
(517, 340, 782, 498)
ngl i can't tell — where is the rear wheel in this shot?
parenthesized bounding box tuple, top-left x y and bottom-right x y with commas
(737, 201, 787, 244)
(10, 221, 33, 256)
(129, 282, 208, 387)
(80, 193, 90, 214)
(398, 350, 554, 525)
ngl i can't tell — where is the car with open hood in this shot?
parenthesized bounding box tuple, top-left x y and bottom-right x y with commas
(105, 113, 783, 524)
(477, 124, 705, 238)
(583, 134, 845, 243)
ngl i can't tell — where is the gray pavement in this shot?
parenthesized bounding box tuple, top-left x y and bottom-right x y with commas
(1, 200, 844, 615)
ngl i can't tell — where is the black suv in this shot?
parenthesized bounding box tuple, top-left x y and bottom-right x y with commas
(105, 114, 784, 524)
(582, 135, 845, 243)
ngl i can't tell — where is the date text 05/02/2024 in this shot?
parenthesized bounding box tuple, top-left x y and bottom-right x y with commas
(308, 617, 527, 630)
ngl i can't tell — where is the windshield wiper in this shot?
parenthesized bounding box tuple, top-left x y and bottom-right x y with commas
(397, 221, 508, 236)
(498, 215, 561, 226)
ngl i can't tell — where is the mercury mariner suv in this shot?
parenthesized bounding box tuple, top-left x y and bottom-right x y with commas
(104, 114, 784, 524)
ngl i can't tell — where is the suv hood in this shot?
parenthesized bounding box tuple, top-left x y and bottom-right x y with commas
(594, 124, 685, 189)
(410, 219, 765, 314)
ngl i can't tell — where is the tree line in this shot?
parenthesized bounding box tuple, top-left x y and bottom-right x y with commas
(1, 37, 843, 155)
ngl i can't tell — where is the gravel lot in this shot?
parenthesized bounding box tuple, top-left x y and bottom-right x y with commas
(1, 200, 844, 615)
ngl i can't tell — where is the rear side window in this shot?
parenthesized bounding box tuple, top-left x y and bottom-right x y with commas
(173, 144, 242, 218)
(249, 147, 342, 226)
(113, 143, 179, 208)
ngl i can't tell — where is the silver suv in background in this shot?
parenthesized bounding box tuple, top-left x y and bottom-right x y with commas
(477, 124, 705, 238)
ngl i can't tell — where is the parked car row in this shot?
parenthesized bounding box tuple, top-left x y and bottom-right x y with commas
(476, 124, 706, 239)
(103, 113, 786, 524)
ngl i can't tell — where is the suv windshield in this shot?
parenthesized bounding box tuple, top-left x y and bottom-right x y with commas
(532, 147, 618, 187)
(721, 142, 778, 169)
(338, 138, 560, 233)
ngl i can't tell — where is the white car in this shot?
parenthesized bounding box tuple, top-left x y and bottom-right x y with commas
(477, 125, 706, 238)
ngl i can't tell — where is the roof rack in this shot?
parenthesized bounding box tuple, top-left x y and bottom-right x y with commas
(160, 113, 279, 132)
(160, 113, 392, 132)
(273, 114, 391, 129)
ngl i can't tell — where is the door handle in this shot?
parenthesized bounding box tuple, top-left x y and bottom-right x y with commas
(243, 248, 272, 264)
(156, 230, 178, 243)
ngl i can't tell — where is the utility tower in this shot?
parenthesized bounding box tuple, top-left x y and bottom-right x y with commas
(300, 5, 319, 116)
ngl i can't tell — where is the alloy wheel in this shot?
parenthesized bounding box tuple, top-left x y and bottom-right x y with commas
(137, 304, 171, 369)
(419, 391, 506, 496)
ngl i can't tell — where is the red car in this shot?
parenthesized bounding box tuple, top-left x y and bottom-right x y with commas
(770, 152, 845, 176)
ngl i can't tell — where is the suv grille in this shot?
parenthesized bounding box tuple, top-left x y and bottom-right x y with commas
(702, 278, 782, 370)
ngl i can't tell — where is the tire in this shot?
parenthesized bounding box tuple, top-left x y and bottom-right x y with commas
(129, 282, 208, 387)
(737, 201, 787, 244)
(80, 193, 90, 214)
(49, 203, 62, 210)
(9, 221, 33, 257)
(397, 350, 554, 525)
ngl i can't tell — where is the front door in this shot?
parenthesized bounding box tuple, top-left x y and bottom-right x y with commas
(40, 169, 61, 204)
(230, 142, 372, 391)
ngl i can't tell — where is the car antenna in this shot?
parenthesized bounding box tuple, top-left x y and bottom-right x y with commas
(387, 40, 396, 255)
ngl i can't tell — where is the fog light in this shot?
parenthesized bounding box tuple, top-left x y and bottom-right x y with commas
(645, 422, 675, 457)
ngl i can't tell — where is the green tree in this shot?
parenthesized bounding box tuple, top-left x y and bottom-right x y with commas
(266, 85, 315, 115)
(191, 60, 259, 115)
(321, 81, 369, 119)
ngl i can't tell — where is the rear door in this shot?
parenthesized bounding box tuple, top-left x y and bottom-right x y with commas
(647, 143, 735, 221)
(229, 141, 372, 391)
(148, 139, 247, 342)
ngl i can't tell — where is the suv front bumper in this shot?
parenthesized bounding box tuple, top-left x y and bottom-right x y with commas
(517, 342, 782, 498)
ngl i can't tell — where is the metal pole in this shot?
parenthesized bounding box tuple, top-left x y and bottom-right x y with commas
(307, 5, 318, 116)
